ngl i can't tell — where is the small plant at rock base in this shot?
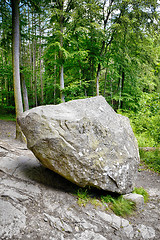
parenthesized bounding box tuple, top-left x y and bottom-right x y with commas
(111, 196, 135, 216)
(77, 188, 89, 207)
(133, 187, 149, 203)
(77, 189, 136, 217)
(101, 195, 135, 217)
(77, 188, 88, 199)
(101, 195, 113, 204)
(90, 198, 103, 209)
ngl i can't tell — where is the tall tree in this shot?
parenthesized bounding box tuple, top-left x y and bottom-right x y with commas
(12, 0, 24, 140)
(48, 0, 77, 102)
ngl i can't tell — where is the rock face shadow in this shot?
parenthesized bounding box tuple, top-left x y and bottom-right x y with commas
(19, 160, 121, 199)
(17, 160, 79, 193)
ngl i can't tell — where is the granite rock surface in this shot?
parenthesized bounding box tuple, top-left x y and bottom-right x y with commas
(18, 96, 139, 194)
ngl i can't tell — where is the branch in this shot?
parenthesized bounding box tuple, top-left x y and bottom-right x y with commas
(104, 0, 114, 28)
(4, 0, 11, 7)
(66, 0, 73, 13)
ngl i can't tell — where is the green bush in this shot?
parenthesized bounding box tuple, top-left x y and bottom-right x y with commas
(118, 93, 160, 147)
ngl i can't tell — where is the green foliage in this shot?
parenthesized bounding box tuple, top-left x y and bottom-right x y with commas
(77, 188, 89, 199)
(111, 197, 135, 217)
(139, 149, 160, 173)
(77, 188, 89, 207)
(101, 195, 135, 217)
(89, 198, 103, 209)
(0, 114, 15, 121)
(76, 187, 150, 217)
(133, 187, 149, 203)
(76, 188, 135, 217)
(0, 105, 16, 121)
(0, 0, 160, 128)
(118, 92, 160, 147)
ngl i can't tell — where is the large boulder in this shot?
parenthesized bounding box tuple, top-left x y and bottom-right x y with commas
(18, 96, 140, 194)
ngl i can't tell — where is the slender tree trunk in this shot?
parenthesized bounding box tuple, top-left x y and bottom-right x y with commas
(118, 76, 122, 109)
(21, 73, 29, 111)
(96, 63, 101, 96)
(110, 76, 113, 106)
(103, 67, 108, 97)
(120, 70, 125, 109)
(20, 23, 29, 112)
(32, 13, 37, 107)
(60, 65, 65, 102)
(28, 7, 32, 92)
(1, 52, 4, 104)
(54, 54, 57, 104)
(1, 12, 5, 104)
(96, 0, 114, 96)
(39, 14, 43, 104)
(12, 0, 24, 141)
(79, 69, 82, 86)
(59, 7, 65, 102)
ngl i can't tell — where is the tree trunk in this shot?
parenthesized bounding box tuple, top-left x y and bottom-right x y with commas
(110, 76, 113, 106)
(28, 7, 33, 92)
(39, 14, 43, 104)
(96, 63, 101, 96)
(54, 54, 57, 104)
(32, 13, 37, 107)
(21, 72, 29, 111)
(103, 67, 108, 97)
(12, 0, 24, 141)
(59, 6, 65, 102)
(1, 52, 5, 104)
(118, 75, 122, 110)
(60, 65, 65, 102)
(120, 70, 125, 109)
(96, 0, 114, 96)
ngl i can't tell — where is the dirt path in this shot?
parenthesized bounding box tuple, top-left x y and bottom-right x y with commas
(0, 120, 16, 140)
(0, 120, 160, 240)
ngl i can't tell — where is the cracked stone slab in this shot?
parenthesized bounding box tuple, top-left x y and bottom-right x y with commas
(97, 211, 123, 230)
(0, 147, 8, 157)
(97, 210, 135, 239)
(80, 220, 99, 232)
(0, 157, 19, 175)
(64, 209, 82, 223)
(97, 211, 112, 224)
(137, 224, 155, 239)
(73, 230, 107, 240)
(0, 186, 29, 202)
(0, 154, 43, 183)
(0, 199, 26, 239)
(44, 213, 72, 233)
(1, 178, 41, 197)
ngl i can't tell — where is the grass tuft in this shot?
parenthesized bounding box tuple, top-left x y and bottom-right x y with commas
(101, 195, 135, 217)
(133, 187, 149, 203)
(77, 188, 89, 207)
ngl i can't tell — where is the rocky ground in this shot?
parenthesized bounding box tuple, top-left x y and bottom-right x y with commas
(0, 119, 160, 240)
